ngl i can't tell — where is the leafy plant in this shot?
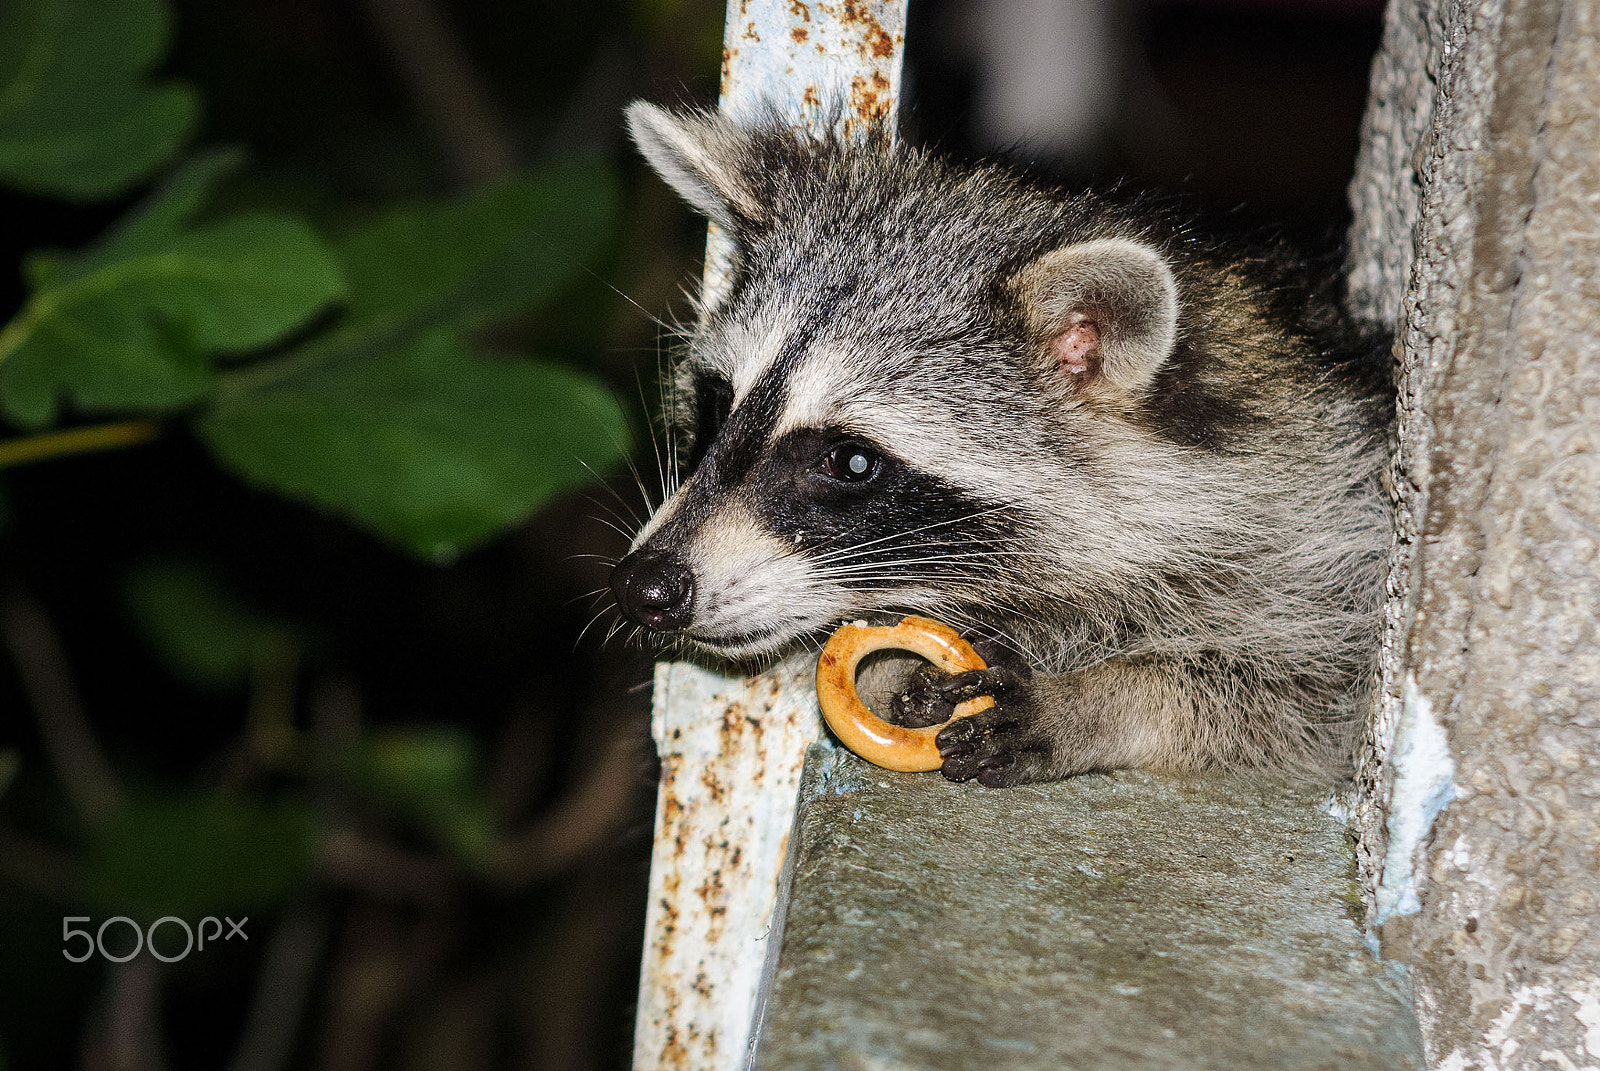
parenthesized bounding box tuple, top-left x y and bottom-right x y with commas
(0, 0, 200, 198)
(122, 556, 295, 690)
(0, 0, 628, 560)
(0, 0, 655, 1063)
(88, 793, 317, 920)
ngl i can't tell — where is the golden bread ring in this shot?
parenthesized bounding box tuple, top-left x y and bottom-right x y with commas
(816, 614, 995, 772)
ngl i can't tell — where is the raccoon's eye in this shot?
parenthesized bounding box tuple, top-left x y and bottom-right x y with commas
(818, 442, 881, 483)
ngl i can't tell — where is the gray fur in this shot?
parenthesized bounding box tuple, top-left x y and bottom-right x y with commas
(615, 102, 1393, 786)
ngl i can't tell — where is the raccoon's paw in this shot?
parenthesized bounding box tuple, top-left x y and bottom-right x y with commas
(889, 663, 962, 727)
(887, 639, 1031, 729)
(935, 698, 1056, 788)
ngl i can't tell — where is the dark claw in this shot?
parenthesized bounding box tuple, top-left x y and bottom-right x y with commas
(890, 664, 957, 727)
(937, 669, 1010, 703)
(936, 716, 977, 746)
(891, 663, 1019, 728)
(939, 740, 975, 761)
(935, 700, 1053, 788)
(977, 759, 1022, 788)
(941, 753, 983, 782)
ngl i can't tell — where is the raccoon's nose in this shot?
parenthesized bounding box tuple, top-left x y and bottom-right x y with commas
(611, 550, 695, 631)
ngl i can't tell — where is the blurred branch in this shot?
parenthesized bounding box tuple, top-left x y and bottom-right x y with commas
(356, 0, 516, 187)
(319, 826, 452, 904)
(82, 958, 165, 1071)
(1, 585, 124, 828)
(537, 38, 633, 159)
(248, 634, 302, 765)
(218, 635, 306, 789)
(227, 908, 329, 1071)
(0, 827, 84, 901)
(0, 419, 161, 471)
(306, 677, 456, 899)
(487, 702, 549, 826)
(488, 722, 644, 887)
(309, 675, 362, 761)
(315, 906, 453, 1071)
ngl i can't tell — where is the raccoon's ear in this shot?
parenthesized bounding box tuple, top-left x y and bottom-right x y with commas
(1012, 238, 1179, 404)
(626, 101, 766, 230)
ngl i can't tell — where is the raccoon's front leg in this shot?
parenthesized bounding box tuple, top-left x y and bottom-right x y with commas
(902, 657, 1247, 787)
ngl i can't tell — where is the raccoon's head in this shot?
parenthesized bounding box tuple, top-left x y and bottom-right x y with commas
(610, 103, 1184, 662)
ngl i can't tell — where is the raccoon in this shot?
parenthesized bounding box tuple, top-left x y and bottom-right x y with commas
(610, 101, 1392, 787)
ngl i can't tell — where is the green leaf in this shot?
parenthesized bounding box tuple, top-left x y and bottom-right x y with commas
(122, 558, 289, 690)
(0, 213, 344, 427)
(314, 159, 619, 356)
(0, 0, 200, 199)
(351, 727, 493, 860)
(72, 147, 247, 279)
(356, 727, 479, 809)
(88, 793, 315, 919)
(199, 329, 629, 559)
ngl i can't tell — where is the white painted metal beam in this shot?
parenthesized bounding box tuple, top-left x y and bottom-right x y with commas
(630, 4, 907, 1069)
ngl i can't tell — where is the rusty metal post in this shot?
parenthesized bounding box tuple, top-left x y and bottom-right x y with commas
(630, 4, 907, 1070)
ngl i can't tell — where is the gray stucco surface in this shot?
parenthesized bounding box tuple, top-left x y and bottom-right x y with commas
(753, 748, 1424, 1070)
(1346, 0, 1600, 1063)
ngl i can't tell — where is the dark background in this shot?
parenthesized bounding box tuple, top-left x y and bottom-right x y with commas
(0, 0, 1382, 1067)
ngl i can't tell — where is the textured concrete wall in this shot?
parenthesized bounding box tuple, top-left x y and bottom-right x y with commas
(756, 750, 1424, 1071)
(1347, 0, 1600, 1065)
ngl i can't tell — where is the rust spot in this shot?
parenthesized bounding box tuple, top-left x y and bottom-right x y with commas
(866, 24, 895, 58)
(660, 1024, 688, 1070)
(719, 700, 752, 743)
(791, 25, 808, 42)
(691, 971, 713, 999)
(743, 20, 760, 42)
(802, 85, 822, 108)
(849, 71, 893, 124)
(829, 0, 896, 59)
(697, 858, 729, 896)
(789, 0, 811, 19)
(700, 766, 727, 804)
(696, 864, 729, 941)
(655, 894, 679, 961)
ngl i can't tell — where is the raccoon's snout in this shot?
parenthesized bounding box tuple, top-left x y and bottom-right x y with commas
(611, 550, 695, 631)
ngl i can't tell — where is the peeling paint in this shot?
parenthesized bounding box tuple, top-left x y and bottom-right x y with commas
(1375, 673, 1458, 922)
(1575, 984, 1600, 1060)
